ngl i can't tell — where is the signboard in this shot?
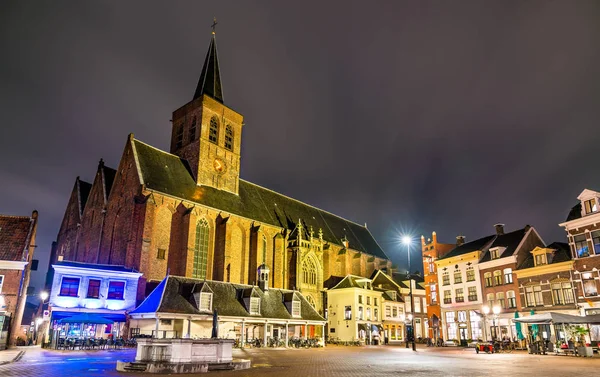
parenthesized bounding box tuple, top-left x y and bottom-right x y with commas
(43, 310, 50, 320)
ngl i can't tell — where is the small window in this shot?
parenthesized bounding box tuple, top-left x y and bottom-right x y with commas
(366, 307, 371, 320)
(486, 293, 495, 307)
(468, 286, 477, 301)
(574, 234, 589, 258)
(292, 299, 301, 317)
(374, 308, 378, 320)
(358, 295, 363, 304)
(358, 306, 363, 320)
(455, 288, 464, 303)
(444, 290, 451, 304)
(490, 249, 500, 260)
(199, 292, 212, 311)
(484, 272, 493, 287)
(175, 123, 184, 149)
(584, 199, 597, 214)
(224, 125, 233, 151)
(189, 117, 197, 142)
(209, 116, 219, 144)
(535, 254, 547, 266)
(493, 270, 502, 285)
(466, 267, 475, 282)
(157, 248, 166, 260)
(107, 281, 125, 300)
(385, 306, 391, 318)
(507, 290, 516, 308)
(454, 270, 462, 284)
(330, 328, 336, 333)
(392, 307, 397, 317)
(31, 259, 39, 271)
(60, 277, 80, 297)
(374, 297, 378, 306)
(503, 268, 513, 284)
(366, 296, 371, 305)
(345, 306, 352, 320)
(496, 292, 505, 308)
(442, 272, 450, 286)
(87, 279, 101, 299)
(250, 297, 261, 315)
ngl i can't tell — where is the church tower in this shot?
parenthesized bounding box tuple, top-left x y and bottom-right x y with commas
(170, 27, 244, 195)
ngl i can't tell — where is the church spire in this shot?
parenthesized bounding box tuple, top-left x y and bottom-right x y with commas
(193, 18, 224, 103)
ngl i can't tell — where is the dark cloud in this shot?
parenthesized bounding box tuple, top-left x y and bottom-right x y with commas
(1, 1, 599, 289)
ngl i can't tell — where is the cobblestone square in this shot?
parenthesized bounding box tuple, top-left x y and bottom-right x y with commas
(0, 345, 599, 376)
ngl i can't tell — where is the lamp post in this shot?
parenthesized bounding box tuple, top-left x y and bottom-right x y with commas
(483, 305, 501, 341)
(37, 291, 49, 346)
(492, 306, 501, 341)
(402, 235, 416, 351)
(482, 305, 490, 341)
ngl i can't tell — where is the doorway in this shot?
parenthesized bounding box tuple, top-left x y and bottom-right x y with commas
(459, 328, 468, 347)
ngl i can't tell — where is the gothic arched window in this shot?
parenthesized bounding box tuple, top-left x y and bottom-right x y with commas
(302, 258, 317, 286)
(224, 125, 233, 151)
(193, 219, 210, 279)
(209, 116, 219, 144)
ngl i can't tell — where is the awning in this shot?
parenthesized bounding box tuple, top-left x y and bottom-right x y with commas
(512, 312, 599, 325)
(52, 311, 126, 323)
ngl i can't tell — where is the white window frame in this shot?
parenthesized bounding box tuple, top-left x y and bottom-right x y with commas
(250, 297, 261, 315)
(199, 292, 213, 312)
(292, 299, 301, 317)
(0, 275, 4, 294)
(107, 279, 127, 300)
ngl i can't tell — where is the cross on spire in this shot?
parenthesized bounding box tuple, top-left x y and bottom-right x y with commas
(211, 17, 218, 35)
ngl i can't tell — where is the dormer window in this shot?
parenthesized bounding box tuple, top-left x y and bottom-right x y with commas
(535, 254, 547, 266)
(490, 248, 501, 260)
(250, 297, 260, 315)
(292, 298, 301, 317)
(584, 198, 598, 214)
(199, 292, 213, 312)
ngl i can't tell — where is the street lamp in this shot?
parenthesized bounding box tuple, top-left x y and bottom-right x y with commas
(492, 306, 501, 341)
(402, 235, 416, 351)
(40, 291, 49, 302)
(483, 305, 501, 341)
(482, 305, 490, 341)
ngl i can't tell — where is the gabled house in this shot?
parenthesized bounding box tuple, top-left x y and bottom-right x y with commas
(0, 211, 38, 349)
(559, 188, 600, 314)
(129, 276, 325, 347)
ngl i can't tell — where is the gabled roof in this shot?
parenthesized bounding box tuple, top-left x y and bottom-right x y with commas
(131, 276, 324, 322)
(132, 138, 388, 260)
(77, 178, 92, 216)
(329, 275, 370, 290)
(518, 242, 572, 269)
(479, 227, 531, 262)
(438, 235, 496, 260)
(0, 213, 35, 261)
(193, 34, 223, 103)
(566, 203, 582, 221)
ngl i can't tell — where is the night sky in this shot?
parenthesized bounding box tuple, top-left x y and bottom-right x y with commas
(2, 1, 600, 292)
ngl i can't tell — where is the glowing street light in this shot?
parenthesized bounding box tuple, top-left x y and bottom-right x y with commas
(40, 291, 49, 302)
(401, 235, 416, 351)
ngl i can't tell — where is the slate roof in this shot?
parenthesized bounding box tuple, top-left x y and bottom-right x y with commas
(329, 275, 368, 290)
(438, 234, 496, 260)
(518, 242, 572, 269)
(193, 34, 223, 103)
(0, 214, 34, 261)
(131, 276, 325, 322)
(479, 227, 529, 262)
(565, 203, 582, 221)
(53, 260, 140, 273)
(132, 138, 388, 259)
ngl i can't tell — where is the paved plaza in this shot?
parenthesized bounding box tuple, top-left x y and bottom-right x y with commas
(0, 345, 599, 376)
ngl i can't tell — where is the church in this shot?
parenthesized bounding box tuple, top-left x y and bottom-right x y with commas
(50, 29, 392, 316)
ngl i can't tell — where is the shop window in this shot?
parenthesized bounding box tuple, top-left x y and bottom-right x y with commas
(59, 277, 80, 297)
(107, 281, 125, 300)
(86, 279, 101, 299)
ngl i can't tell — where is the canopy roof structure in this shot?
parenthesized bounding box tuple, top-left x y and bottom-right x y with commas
(58, 313, 115, 325)
(512, 312, 600, 325)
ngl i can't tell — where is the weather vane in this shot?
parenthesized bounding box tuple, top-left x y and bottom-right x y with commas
(211, 17, 218, 35)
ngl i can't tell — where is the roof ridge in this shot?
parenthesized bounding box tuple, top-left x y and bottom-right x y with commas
(239, 178, 370, 230)
(0, 214, 33, 220)
(132, 138, 373, 232)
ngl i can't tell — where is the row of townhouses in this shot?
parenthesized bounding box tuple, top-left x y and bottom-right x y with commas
(422, 188, 600, 346)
